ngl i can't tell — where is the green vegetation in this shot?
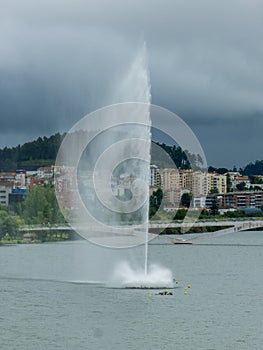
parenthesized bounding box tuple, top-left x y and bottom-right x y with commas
(249, 175, 263, 184)
(173, 209, 187, 220)
(0, 133, 63, 171)
(155, 143, 191, 169)
(0, 131, 263, 175)
(208, 166, 229, 174)
(236, 182, 247, 191)
(209, 198, 219, 216)
(0, 206, 19, 240)
(226, 173, 232, 192)
(20, 184, 65, 225)
(242, 160, 263, 176)
(180, 193, 192, 208)
(1, 184, 69, 244)
(154, 143, 205, 170)
(1, 133, 263, 244)
(149, 189, 163, 218)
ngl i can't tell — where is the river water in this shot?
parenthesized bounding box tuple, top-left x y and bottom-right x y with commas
(0, 230, 262, 350)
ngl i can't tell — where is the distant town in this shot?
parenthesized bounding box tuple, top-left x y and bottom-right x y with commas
(150, 165, 263, 214)
(0, 133, 263, 243)
(0, 163, 263, 216)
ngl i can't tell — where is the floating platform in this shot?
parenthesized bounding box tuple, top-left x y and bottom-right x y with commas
(173, 240, 192, 244)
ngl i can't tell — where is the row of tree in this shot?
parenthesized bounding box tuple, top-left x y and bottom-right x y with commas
(0, 133, 64, 171)
(209, 161, 263, 176)
(0, 207, 19, 239)
(0, 184, 66, 239)
(1, 130, 263, 174)
(242, 161, 263, 175)
(156, 143, 205, 170)
(12, 184, 65, 226)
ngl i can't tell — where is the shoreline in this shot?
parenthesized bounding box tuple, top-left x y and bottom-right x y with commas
(1, 219, 263, 245)
(0, 236, 72, 246)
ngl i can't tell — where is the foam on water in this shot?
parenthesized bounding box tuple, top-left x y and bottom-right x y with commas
(108, 261, 175, 289)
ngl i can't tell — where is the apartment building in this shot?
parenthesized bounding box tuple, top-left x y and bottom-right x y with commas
(158, 168, 227, 197)
(206, 191, 263, 210)
(0, 183, 12, 206)
(150, 165, 159, 187)
(223, 191, 263, 209)
(207, 173, 227, 194)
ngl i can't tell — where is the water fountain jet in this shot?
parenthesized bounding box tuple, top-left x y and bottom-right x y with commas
(55, 43, 175, 289)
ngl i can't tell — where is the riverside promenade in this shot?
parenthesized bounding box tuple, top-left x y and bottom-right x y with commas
(19, 219, 263, 244)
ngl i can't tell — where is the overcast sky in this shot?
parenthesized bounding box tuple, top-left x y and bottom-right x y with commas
(0, 0, 262, 168)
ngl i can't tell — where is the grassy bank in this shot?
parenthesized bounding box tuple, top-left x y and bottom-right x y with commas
(0, 232, 71, 245)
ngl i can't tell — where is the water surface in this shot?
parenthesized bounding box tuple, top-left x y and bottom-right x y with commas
(0, 231, 262, 349)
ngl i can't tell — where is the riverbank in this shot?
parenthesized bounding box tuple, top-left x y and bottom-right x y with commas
(0, 233, 71, 245)
(157, 225, 231, 235)
(2, 218, 263, 245)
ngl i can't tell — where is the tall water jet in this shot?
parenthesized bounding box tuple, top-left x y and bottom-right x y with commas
(55, 43, 154, 282)
(115, 42, 152, 276)
(55, 42, 207, 288)
(114, 42, 151, 105)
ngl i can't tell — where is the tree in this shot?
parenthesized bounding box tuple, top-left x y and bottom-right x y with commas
(149, 189, 163, 218)
(21, 184, 65, 225)
(155, 143, 191, 169)
(249, 175, 263, 184)
(0, 210, 18, 239)
(242, 160, 263, 176)
(236, 182, 246, 191)
(173, 209, 187, 220)
(226, 174, 232, 192)
(180, 193, 192, 208)
(0, 132, 64, 171)
(210, 198, 219, 216)
(208, 166, 229, 174)
(210, 187, 219, 194)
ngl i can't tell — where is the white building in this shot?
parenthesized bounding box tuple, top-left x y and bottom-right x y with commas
(193, 196, 207, 208)
(0, 184, 12, 206)
(150, 165, 159, 187)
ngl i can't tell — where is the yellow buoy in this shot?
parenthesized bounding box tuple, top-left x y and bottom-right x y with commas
(184, 291, 188, 295)
(175, 280, 179, 284)
(187, 284, 191, 289)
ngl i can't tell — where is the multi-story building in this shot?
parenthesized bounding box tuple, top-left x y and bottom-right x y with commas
(179, 170, 193, 192)
(9, 188, 27, 206)
(207, 173, 227, 194)
(0, 182, 13, 206)
(192, 171, 207, 196)
(0, 172, 16, 182)
(159, 168, 180, 190)
(206, 191, 263, 210)
(158, 168, 227, 206)
(158, 168, 182, 206)
(15, 170, 26, 187)
(150, 165, 159, 187)
(164, 188, 182, 205)
(37, 167, 54, 179)
(223, 191, 263, 209)
(231, 176, 250, 189)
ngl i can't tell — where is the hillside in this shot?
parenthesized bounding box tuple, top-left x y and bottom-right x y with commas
(0, 132, 262, 174)
(0, 133, 64, 171)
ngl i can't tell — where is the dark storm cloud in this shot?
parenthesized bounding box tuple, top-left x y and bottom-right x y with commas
(0, 0, 262, 166)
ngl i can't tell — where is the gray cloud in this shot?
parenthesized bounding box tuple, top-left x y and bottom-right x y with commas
(0, 0, 262, 167)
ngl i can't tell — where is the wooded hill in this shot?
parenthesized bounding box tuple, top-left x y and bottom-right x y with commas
(0, 132, 262, 174)
(0, 133, 64, 171)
